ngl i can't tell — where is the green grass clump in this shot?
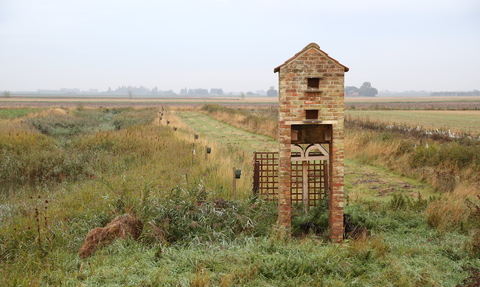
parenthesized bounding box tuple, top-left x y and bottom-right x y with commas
(0, 108, 40, 119)
(25, 114, 101, 137)
(146, 187, 277, 244)
(410, 141, 480, 171)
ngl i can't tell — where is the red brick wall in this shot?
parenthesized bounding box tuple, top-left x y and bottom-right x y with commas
(276, 44, 346, 242)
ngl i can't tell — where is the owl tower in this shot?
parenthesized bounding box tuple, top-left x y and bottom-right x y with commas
(274, 43, 349, 242)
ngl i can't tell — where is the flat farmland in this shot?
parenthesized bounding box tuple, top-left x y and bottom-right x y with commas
(345, 110, 480, 134)
(345, 96, 480, 110)
(0, 96, 277, 109)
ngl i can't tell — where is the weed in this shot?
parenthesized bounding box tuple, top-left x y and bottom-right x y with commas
(32, 195, 55, 256)
(389, 193, 430, 211)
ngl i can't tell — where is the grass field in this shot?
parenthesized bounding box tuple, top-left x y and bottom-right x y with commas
(0, 103, 479, 286)
(346, 110, 480, 134)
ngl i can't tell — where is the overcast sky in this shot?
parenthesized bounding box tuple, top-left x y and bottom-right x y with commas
(1, 0, 479, 93)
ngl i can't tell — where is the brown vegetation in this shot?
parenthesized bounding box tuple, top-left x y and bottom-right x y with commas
(79, 214, 143, 259)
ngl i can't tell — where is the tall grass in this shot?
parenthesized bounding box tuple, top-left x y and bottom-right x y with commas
(345, 116, 480, 258)
(345, 116, 480, 188)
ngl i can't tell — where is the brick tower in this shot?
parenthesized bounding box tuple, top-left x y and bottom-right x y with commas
(274, 43, 349, 242)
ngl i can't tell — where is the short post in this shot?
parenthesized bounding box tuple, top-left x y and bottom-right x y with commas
(253, 161, 260, 197)
(192, 143, 196, 164)
(233, 168, 241, 198)
(302, 161, 308, 212)
(205, 146, 211, 161)
(192, 134, 198, 164)
(233, 167, 236, 198)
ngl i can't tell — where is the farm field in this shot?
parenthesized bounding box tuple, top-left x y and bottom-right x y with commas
(345, 96, 480, 103)
(345, 96, 480, 110)
(345, 110, 480, 135)
(0, 101, 479, 286)
(0, 96, 277, 109)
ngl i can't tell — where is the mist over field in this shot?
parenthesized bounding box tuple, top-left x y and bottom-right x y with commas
(1, 0, 479, 93)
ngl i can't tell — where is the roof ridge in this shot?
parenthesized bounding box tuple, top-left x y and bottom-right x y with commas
(274, 43, 349, 73)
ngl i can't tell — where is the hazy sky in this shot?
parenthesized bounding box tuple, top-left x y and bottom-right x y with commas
(1, 0, 479, 93)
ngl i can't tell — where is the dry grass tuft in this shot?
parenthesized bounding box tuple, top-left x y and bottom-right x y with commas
(191, 266, 211, 287)
(79, 214, 143, 259)
(426, 184, 479, 230)
(35, 107, 70, 117)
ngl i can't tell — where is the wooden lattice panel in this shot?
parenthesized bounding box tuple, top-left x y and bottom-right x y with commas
(253, 152, 278, 200)
(253, 152, 328, 207)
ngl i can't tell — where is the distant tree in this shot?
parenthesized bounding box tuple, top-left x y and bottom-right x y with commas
(240, 92, 245, 100)
(256, 89, 266, 96)
(267, 86, 278, 97)
(210, 88, 224, 95)
(188, 88, 209, 95)
(359, 82, 378, 97)
(152, 87, 158, 95)
(345, 86, 359, 95)
(128, 89, 133, 99)
(3, 91, 11, 98)
(159, 89, 176, 96)
(246, 91, 254, 96)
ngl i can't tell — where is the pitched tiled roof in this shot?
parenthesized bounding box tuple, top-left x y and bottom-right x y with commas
(273, 43, 349, 73)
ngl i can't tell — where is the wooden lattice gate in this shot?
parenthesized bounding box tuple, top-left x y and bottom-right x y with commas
(253, 151, 329, 207)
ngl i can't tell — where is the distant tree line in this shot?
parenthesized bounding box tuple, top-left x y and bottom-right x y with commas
(379, 90, 430, 96)
(210, 88, 224, 95)
(177, 88, 225, 95)
(12, 86, 274, 96)
(106, 86, 175, 96)
(345, 82, 378, 97)
(430, 90, 480, 97)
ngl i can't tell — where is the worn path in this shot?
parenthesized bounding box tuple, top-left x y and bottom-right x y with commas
(174, 111, 434, 201)
(175, 111, 277, 153)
